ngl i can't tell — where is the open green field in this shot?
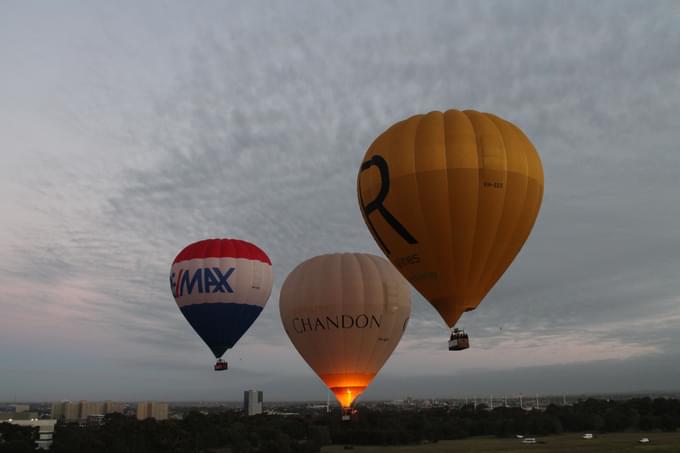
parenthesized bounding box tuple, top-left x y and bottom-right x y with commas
(322, 432, 680, 453)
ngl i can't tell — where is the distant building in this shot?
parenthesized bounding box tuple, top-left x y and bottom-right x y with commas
(86, 414, 106, 426)
(79, 400, 102, 419)
(52, 401, 77, 421)
(6, 419, 56, 450)
(244, 390, 263, 416)
(51, 402, 63, 419)
(0, 411, 38, 421)
(136, 401, 168, 421)
(103, 400, 124, 415)
(51, 400, 124, 422)
(10, 404, 30, 413)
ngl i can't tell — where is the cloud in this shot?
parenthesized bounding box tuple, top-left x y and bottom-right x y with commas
(367, 352, 680, 400)
(1, 0, 679, 399)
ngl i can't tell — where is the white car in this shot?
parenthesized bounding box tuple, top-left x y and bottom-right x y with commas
(521, 438, 537, 444)
(582, 433, 593, 439)
(639, 437, 650, 443)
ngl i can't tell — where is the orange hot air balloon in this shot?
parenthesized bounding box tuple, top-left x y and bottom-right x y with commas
(357, 109, 543, 349)
(279, 253, 411, 414)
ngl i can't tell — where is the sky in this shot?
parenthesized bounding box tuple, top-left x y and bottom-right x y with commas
(1, 0, 680, 403)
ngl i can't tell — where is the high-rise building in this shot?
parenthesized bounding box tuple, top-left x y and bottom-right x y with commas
(50, 402, 64, 420)
(243, 390, 263, 416)
(51, 400, 123, 422)
(78, 400, 103, 419)
(136, 402, 148, 420)
(136, 401, 168, 421)
(51, 401, 80, 422)
(103, 400, 124, 415)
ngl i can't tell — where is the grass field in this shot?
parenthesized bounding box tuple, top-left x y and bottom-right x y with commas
(322, 432, 680, 453)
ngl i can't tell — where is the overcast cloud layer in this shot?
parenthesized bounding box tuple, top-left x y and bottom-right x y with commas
(1, 1, 680, 402)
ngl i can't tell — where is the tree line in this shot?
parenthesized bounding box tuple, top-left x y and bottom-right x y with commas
(334, 397, 680, 445)
(2, 397, 679, 452)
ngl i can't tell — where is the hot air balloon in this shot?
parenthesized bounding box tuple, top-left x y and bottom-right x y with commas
(280, 253, 411, 419)
(170, 238, 272, 370)
(357, 109, 543, 350)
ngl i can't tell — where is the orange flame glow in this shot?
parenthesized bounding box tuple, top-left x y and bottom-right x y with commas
(320, 372, 376, 408)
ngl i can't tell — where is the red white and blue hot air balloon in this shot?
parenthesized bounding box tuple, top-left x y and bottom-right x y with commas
(170, 239, 273, 371)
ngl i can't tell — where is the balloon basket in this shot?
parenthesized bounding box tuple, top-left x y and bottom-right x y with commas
(214, 359, 228, 371)
(341, 408, 359, 422)
(448, 328, 470, 351)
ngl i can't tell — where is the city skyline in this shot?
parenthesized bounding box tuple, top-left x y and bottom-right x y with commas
(2, 1, 680, 402)
(7, 388, 680, 407)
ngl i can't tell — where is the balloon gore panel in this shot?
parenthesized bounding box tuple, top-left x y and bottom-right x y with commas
(180, 302, 263, 358)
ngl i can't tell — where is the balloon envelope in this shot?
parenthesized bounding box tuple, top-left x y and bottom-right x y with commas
(357, 110, 543, 327)
(170, 238, 272, 358)
(280, 253, 411, 408)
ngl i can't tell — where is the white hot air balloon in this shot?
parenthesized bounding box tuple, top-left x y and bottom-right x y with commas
(280, 253, 411, 419)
